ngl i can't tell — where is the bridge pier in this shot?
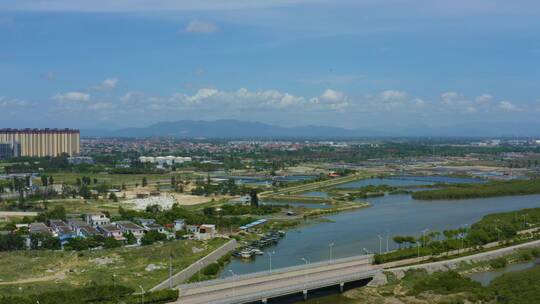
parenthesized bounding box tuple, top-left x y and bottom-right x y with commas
(339, 282, 344, 293)
(303, 289, 308, 301)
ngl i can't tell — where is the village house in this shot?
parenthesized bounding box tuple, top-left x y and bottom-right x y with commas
(97, 224, 125, 241)
(115, 221, 145, 241)
(84, 213, 110, 227)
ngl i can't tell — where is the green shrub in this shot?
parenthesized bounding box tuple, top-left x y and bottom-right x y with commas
(489, 257, 508, 269)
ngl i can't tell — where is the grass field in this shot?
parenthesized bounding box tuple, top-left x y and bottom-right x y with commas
(0, 238, 228, 295)
(46, 173, 172, 187)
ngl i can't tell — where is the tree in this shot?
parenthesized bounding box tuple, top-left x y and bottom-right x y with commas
(48, 176, 54, 185)
(124, 231, 136, 245)
(142, 177, 148, 187)
(41, 175, 49, 187)
(141, 230, 166, 246)
(109, 192, 118, 202)
(104, 237, 121, 249)
(250, 189, 259, 207)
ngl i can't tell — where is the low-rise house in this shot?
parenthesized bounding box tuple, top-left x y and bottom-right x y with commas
(186, 225, 199, 234)
(115, 221, 145, 241)
(85, 213, 110, 227)
(97, 224, 125, 241)
(49, 219, 67, 231)
(196, 224, 216, 240)
(173, 219, 185, 231)
(143, 223, 166, 234)
(136, 218, 156, 227)
(29, 222, 51, 235)
(68, 219, 99, 238)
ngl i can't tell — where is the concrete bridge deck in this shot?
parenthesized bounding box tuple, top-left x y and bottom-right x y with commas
(175, 255, 379, 304)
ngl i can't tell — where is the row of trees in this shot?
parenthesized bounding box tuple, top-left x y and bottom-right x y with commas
(413, 179, 540, 200)
(375, 207, 540, 264)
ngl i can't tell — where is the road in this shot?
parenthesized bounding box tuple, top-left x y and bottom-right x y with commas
(0, 211, 38, 217)
(176, 255, 374, 304)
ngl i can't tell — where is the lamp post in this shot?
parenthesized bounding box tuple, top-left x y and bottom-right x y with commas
(198, 261, 203, 281)
(329, 243, 334, 261)
(416, 241, 420, 259)
(229, 269, 237, 298)
(169, 254, 173, 289)
(267, 251, 275, 271)
(301, 258, 309, 289)
(386, 230, 389, 253)
(377, 235, 383, 254)
(139, 285, 145, 304)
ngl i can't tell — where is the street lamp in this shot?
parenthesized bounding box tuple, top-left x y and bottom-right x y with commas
(386, 230, 390, 253)
(416, 241, 420, 259)
(377, 235, 383, 254)
(301, 258, 309, 289)
(139, 285, 145, 304)
(229, 270, 237, 298)
(267, 251, 275, 271)
(198, 261, 204, 281)
(421, 229, 430, 247)
(329, 243, 334, 261)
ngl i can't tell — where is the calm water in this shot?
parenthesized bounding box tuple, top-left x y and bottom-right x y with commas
(232, 175, 318, 185)
(470, 259, 540, 286)
(262, 200, 332, 209)
(336, 176, 484, 189)
(221, 192, 540, 278)
(302, 191, 331, 198)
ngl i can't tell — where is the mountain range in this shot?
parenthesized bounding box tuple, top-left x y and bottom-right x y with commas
(82, 119, 540, 138)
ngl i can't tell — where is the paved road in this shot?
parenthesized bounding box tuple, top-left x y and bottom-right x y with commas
(176, 255, 374, 304)
(0, 211, 38, 217)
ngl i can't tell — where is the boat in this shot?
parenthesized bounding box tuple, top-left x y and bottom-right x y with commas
(240, 249, 253, 259)
(252, 248, 264, 255)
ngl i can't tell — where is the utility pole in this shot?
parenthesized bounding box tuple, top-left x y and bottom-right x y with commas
(169, 254, 173, 289)
(139, 285, 145, 304)
(386, 230, 389, 253)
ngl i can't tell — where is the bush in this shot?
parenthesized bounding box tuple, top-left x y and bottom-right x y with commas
(202, 262, 220, 276)
(489, 257, 508, 269)
(409, 271, 485, 296)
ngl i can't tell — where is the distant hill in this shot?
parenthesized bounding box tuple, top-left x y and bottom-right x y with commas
(82, 119, 540, 138)
(83, 119, 376, 138)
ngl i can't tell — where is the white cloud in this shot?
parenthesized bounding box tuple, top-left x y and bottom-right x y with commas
(441, 91, 465, 105)
(102, 78, 119, 89)
(53, 92, 90, 102)
(498, 100, 522, 112)
(185, 20, 218, 33)
(93, 77, 119, 90)
(378, 90, 408, 102)
(0, 97, 29, 107)
(88, 102, 115, 110)
(466, 106, 477, 113)
(475, 94, 493, 104)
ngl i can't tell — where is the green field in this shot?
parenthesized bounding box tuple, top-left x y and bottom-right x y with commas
(0, 238, 227, 295)
(47, 173, 172, 187)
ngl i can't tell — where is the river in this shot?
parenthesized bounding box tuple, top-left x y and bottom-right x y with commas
(220, 177, 540, 278)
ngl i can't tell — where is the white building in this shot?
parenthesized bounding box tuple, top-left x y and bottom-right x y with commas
(84, 213, 110, 227)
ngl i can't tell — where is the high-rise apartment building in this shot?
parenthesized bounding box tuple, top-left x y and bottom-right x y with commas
(0, 128, 80, 157)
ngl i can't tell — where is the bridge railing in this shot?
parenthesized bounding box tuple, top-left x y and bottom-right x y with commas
(178, 254, 373, 290)
(200, 269, 382, 304)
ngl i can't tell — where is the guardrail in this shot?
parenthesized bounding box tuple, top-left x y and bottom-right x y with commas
(178, 254, 373, 290)
(151, 239, 237, 291)
(201, 270, 382, 304)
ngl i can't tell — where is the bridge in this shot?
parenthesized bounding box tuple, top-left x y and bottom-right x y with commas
(174, 255, 380, 304)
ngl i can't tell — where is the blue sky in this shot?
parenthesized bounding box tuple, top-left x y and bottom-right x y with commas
(1, 0, 540, 131)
